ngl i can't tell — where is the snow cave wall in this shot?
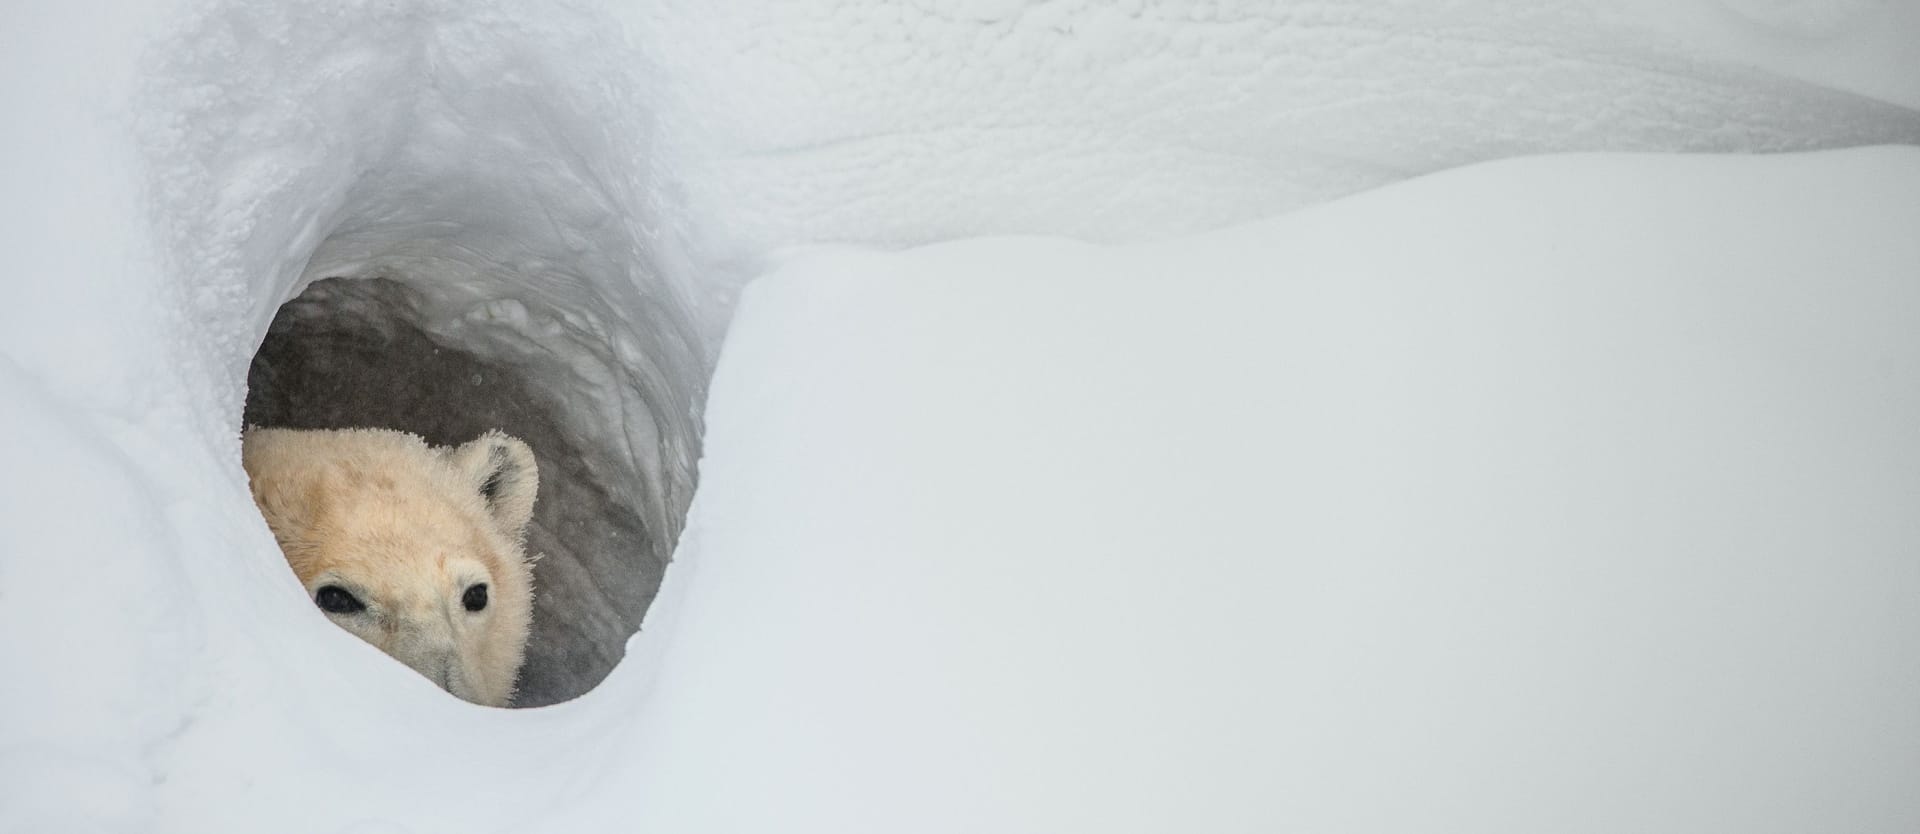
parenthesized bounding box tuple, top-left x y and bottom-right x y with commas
(145, 2, 710, 707)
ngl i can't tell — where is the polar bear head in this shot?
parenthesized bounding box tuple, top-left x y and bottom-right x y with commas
(241, 427, 538, 707)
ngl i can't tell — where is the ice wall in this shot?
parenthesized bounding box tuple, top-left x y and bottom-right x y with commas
(1, 0, 1918, 831)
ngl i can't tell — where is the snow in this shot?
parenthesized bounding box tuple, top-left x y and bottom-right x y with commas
(1, 0, 1917, 831)
(630, 0, 1920, 301)
(617, 148, 1920, 832)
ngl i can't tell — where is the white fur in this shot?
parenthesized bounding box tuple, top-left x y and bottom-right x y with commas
(242, 427, 539, 707)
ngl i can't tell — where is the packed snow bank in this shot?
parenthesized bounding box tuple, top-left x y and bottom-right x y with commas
(629, 0, 1920, 298)
(602, 148, 1920, 832)
(8, 133, 1920, 829)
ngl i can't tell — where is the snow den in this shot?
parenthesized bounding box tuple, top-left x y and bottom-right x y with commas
(165, 3, 712, 707)
(245, 270, 698, 706)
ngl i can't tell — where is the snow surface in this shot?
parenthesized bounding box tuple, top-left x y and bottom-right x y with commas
(2, 0, 1919, 831)
(630, 148, 1920, 832)
(631, 0, 1920, 303)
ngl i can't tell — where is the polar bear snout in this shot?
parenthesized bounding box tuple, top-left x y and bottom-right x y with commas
(390, 634, 459, 694)
(304, 574, 493, 700)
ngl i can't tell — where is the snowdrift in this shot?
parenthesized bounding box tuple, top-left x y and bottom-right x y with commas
(2, 0, 1919, 831)
(621, 148, 1920, 833)
(15, 147, 1920, 832)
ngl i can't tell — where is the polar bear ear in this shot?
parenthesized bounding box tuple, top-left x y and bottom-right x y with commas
(447, 430, 539, 539)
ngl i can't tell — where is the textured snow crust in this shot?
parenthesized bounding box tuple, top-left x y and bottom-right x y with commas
(630, 0, 1920, 301)
(0, 0, 1918, 831)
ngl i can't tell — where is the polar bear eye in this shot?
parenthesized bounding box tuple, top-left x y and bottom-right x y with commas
(463, 583, 489, 612)
(314, 585, 366, 614)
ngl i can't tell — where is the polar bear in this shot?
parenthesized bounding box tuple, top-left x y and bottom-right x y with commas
(241, 427, 539, 707)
